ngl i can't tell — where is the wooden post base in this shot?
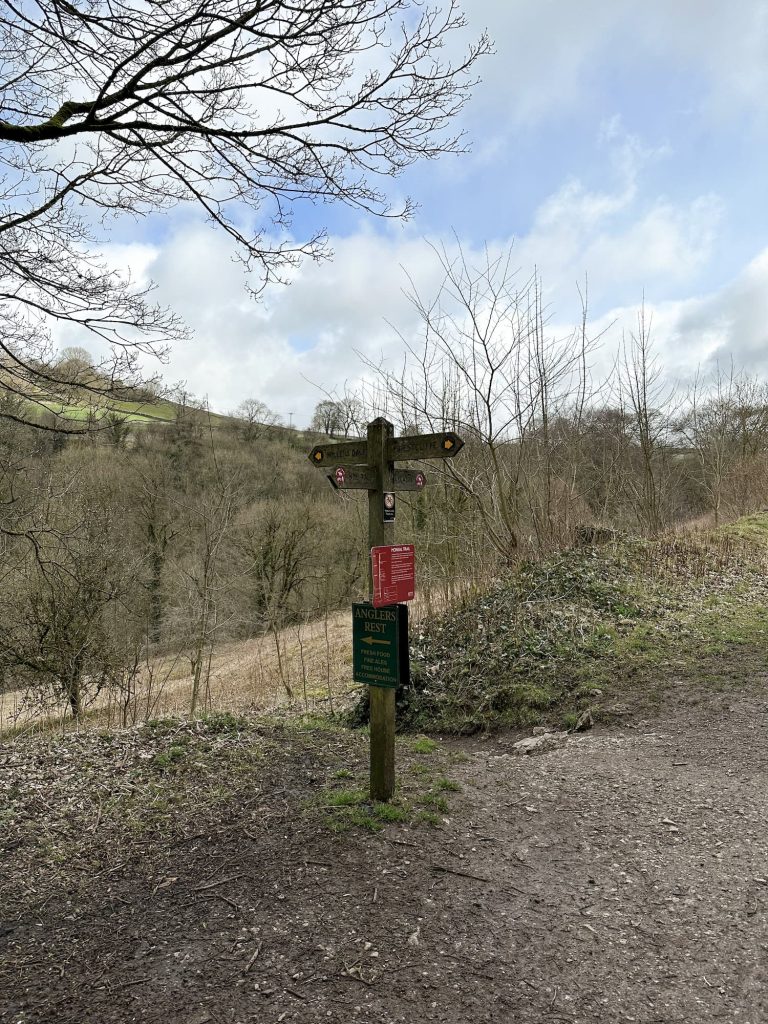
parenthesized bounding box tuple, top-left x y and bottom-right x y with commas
(369, 686, 396, 801)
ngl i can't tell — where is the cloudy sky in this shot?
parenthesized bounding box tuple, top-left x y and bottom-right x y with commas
(99, 1, 768, 426)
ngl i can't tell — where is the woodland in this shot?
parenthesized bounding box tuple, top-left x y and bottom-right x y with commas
(2, 305, 768, 729)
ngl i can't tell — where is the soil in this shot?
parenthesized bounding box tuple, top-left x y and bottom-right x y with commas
(2, 683, 768, 1024)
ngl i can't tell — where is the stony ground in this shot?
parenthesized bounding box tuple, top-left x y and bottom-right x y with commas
(2, 677, 768, 1024)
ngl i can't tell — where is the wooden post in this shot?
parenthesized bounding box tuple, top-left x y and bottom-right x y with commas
(367, 417, 396, 801)
(308, 422, 464, 803)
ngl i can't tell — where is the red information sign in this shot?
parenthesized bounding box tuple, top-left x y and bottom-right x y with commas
(371, 544, 415, 608)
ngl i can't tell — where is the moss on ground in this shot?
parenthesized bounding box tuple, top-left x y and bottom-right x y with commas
(313, 733, 460, 833)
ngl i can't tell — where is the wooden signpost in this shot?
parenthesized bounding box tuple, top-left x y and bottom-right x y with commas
(308, 418, 464, 801)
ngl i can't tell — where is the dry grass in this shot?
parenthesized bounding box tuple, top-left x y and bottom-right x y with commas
(0, 610, 354, 738)
(0, 584, 470, 739)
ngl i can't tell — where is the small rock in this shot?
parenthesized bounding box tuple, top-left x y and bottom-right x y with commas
(532, 726, 548, 736)
(513, 732, 568, 756)
(572, 710, 594, 732)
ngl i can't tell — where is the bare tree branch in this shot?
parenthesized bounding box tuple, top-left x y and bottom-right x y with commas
(0, 0, 490, 428)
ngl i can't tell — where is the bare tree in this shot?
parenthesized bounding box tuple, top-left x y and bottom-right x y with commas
(728, 376, 768, 515)
(175, 473, 241, 716)
(235, 498, 322, 629)
(0, 1, 489, 429)
(678, 368, 736, 528)
(235, 399, 282, 442)
(576, 405, 635, 524)
(368, 242, 596, 560)
(310, 396, 363, 437)
(311, 400, 343, 436)
(679, 368, 768, 524)
(0, 461, 144, 719)
(616, 307, 678, 535)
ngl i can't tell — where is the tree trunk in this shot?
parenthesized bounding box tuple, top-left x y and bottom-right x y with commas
(66, 669, 82, 720)
(149, 547, 164, 643)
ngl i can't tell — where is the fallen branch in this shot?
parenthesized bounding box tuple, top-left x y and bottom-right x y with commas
(194, 874, 246, 893)
(202, 892, 241, 912)
(431, 864, 495, 884)
(431, 863, 531, 895)
(243, 941, 263, 974)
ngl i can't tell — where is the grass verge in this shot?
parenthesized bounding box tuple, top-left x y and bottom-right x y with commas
(313, 732, 460, 833)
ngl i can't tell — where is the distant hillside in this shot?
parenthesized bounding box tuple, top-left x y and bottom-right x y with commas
(33, 393, 233, 428)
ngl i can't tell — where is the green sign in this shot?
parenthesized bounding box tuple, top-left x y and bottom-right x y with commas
(352, 603, 409, 689)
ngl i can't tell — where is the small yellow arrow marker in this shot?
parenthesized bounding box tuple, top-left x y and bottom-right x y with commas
(362, 636, 391, 647)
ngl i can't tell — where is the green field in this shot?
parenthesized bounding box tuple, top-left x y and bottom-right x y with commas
(34, 397, 232, 426)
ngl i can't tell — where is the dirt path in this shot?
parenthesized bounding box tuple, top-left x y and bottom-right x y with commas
(2, 688, 768, 1023)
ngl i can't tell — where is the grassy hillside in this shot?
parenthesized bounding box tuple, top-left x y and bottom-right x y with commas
(388, 515, 768, 734)
(35, 394, 231, 426)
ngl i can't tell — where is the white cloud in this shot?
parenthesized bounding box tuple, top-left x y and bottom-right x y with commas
(582, 247, 768, 386)
(677, 249, 768, 375)
(138, 223, 455, 424)
(103, 217, 761, 427)
(461, 0, 768, 125)
(30, 0, 768, 436)
(579, 194, 722, 289)
(57, 103, 760, 433)
(510, 125, 722, 308)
